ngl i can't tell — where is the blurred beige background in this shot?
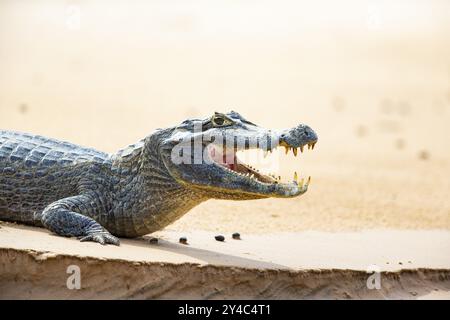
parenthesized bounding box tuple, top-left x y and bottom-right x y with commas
(1, 0, 449, 232)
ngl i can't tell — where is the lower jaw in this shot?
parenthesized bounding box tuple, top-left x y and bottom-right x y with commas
(190, 176, 303, 199)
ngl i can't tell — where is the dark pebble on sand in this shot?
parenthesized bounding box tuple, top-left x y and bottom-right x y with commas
(179, 237, 188, 245)
(215, 235, 225, 242)
(148, 237, 158, 244)
(232, 232, 241, 240)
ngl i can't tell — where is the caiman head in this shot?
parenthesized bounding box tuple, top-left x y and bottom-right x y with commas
(155, 111, 318, 200)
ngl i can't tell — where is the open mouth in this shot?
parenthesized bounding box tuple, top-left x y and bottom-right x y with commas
(207, 140, 317, 188)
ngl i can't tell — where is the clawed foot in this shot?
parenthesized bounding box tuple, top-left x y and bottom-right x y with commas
(79, 231, 120, 246)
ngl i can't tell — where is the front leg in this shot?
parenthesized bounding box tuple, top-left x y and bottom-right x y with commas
(41, 195, 120, 246)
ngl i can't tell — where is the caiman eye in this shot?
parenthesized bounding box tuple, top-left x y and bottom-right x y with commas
(211, 114, 233, 127)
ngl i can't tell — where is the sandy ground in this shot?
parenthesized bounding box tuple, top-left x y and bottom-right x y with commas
(0, 0, 450, 299)
(1, 223, 449, 299)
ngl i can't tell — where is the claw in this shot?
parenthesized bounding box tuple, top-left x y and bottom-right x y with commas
(104, 234, 121, 246)
(95, 235, 106, 245)
(79, 234, 97, 243)
(79, 232, 120, 246)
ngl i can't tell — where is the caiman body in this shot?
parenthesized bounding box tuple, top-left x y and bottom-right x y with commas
(0, 111, 317, 245)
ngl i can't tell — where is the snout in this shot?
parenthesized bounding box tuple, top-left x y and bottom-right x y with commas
(279, 124, 318, 149)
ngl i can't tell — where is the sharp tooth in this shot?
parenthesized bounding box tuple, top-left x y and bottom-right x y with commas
(285, 146, 289, 154)
(307, 176, 311, 185)
(300, 145, 304, 153)
(294, 171, 298, 182)
(308, 144, 311, 150)
(299, 178, 304, 189)
(312, 142, 316, 150)
(263, 150, 268, 157)
(293, 148, 298, 156)
(278, 176, 281, 181)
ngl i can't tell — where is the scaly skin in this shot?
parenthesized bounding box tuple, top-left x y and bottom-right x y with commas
(0, 111, 317, 245)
